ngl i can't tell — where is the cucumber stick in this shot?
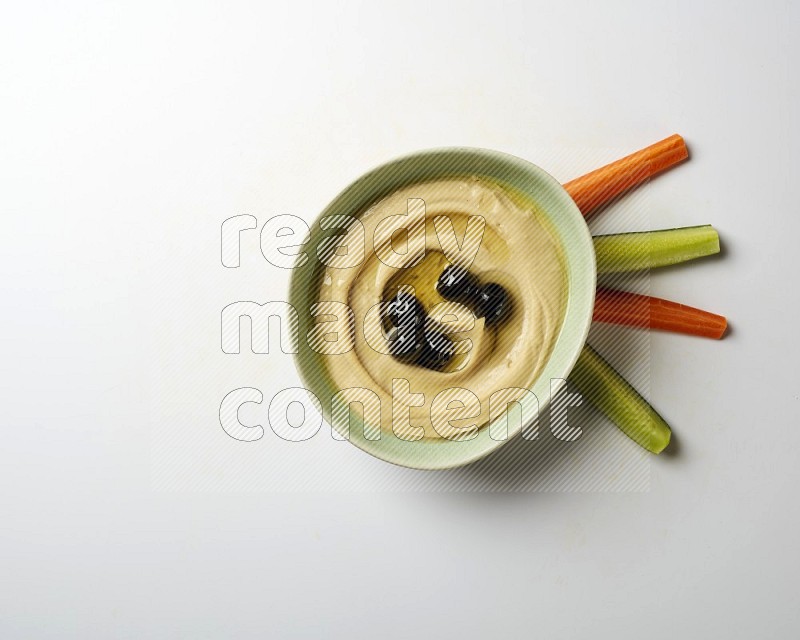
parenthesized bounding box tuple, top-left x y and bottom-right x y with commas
(569, 345, 671, 454)
(593, 225, 719, 273)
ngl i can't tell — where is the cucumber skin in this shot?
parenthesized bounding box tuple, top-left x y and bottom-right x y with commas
(593, 225, 719, 274)
(569, 345, 671, 454)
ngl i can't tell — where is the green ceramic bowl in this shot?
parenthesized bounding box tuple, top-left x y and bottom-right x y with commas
(288, 147, 596, 470)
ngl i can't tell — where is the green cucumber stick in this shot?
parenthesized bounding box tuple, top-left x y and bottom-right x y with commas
(593, 225, 720, 273)
(569, 345, 672, 454)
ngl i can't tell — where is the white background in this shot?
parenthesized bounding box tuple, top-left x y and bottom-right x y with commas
(2, 1, 799, 637)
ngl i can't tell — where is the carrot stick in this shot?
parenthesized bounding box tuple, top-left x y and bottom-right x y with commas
(563, 134, 689, 217)
(593, 287, 727, 339)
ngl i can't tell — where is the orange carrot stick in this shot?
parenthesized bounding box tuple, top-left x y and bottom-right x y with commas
(563, 134, 689, 217)
(593, 287, 727, 339)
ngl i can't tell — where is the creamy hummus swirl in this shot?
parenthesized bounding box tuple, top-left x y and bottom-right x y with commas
(316, 176, 567, 441)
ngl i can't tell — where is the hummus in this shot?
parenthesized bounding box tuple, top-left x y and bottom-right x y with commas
(315, 176, 567, 441)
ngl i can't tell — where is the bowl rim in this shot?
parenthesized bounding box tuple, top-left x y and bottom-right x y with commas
(288, 146, 597, 470)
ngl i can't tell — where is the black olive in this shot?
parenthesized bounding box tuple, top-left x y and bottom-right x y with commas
(418, 328, 455, 370)
(435, 265, 481, 306)
(388, 323, 424, 362)
(477, 283, 511, 326)
(384, 290, 425, 329)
